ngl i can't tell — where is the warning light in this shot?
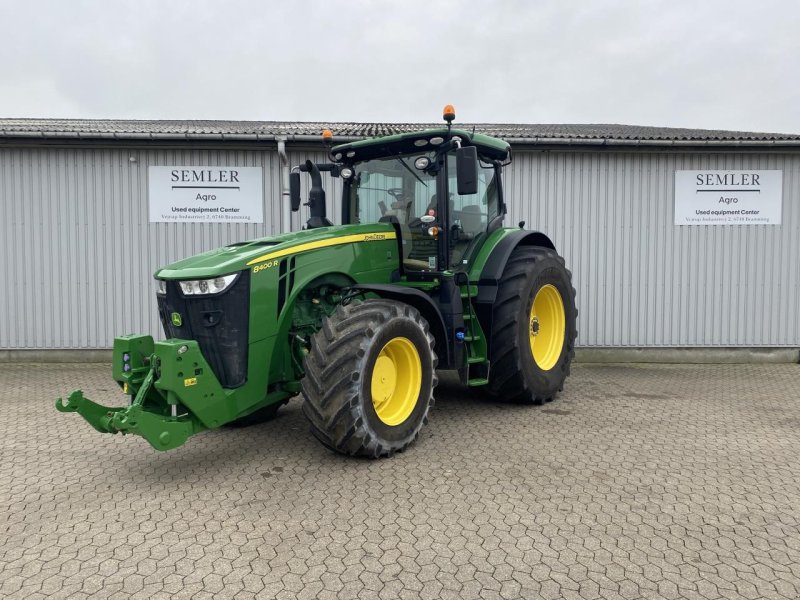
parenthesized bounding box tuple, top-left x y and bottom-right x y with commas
(443, 105, 455, 123)
(322, 129, 333, 141)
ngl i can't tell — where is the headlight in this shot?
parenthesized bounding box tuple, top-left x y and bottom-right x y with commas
(414, 156, 431, 170)
(156, 279, 168, 295)
(178, 273, 238, 296)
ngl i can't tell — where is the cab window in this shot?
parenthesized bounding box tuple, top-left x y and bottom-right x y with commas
(447, 153, 498, 266)
(348, 152, 438, 268)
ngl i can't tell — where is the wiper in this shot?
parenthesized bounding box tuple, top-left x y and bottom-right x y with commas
(395, 156, 427, 188)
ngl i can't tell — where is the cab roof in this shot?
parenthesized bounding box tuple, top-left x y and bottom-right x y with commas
(331, 128, 511, 163)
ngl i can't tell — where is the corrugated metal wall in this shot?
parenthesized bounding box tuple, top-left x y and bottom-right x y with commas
(1, 145, 798, 349)
(504, 151, 800, 347)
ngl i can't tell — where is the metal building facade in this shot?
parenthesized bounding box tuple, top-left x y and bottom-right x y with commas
(506, 150, 800, 347)
(0, 144, 331, 349)
(1, 135, 798, 350)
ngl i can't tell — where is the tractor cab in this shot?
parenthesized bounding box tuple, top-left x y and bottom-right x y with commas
(291, 107, 511, 275)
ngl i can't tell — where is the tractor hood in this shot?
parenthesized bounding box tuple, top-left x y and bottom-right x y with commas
(154, 223, 397, 280)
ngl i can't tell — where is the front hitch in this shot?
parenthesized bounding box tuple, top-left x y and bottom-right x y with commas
(56, 388, 200, 451)
(56, 390, 124, 434)
(56, 336, 241, 451)
(56, 351, 206, 451)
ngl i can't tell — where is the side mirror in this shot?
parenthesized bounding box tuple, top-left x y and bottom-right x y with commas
(456, 146, 478, 195)
(289, 172, 301, 211)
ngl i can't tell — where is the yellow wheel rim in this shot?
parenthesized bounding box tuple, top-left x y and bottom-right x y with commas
(529, 284, 566, 371)
(371, 337, 422, 426)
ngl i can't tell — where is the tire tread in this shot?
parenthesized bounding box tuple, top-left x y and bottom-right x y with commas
(301, 299, 437, 458)
(488, 246, 577, 404)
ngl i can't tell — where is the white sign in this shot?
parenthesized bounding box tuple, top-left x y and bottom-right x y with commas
(149, 166, 263, 223)
(675, 170, 782, 225)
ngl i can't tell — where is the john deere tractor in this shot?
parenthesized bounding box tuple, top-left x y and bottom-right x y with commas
(57, 106, 577, 457)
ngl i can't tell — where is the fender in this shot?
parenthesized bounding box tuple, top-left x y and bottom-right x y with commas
(348, 283, 453, 369)
(476, 230, 556, 304)
(474, 230, 556, 357)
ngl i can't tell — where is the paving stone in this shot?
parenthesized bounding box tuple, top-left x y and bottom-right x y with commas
(0, 363, 799, 598)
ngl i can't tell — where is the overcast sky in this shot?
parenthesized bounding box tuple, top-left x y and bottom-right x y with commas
(1, 0, 798, 133)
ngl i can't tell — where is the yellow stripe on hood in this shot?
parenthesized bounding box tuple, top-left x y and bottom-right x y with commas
(247, 232, 397, 266)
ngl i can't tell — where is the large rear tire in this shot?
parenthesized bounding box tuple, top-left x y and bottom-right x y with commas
(301, 299, 437, 458)
(487, 246, 577, 403)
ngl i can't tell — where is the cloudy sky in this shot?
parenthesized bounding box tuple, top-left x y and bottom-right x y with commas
(1, 0, 798, 133)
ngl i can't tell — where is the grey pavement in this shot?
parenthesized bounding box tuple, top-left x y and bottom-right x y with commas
(1, 363, 799, 599)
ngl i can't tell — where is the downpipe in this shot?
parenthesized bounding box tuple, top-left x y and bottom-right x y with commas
(277, 136, 291, 234)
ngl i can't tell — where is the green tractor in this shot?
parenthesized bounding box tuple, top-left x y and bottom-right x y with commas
(56, 106, 577, 457)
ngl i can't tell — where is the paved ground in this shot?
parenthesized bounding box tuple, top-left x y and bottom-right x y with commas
(1, 363, 799, 600)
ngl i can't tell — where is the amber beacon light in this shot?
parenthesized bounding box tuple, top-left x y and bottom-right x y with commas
(442, 105, 456, 123)
(322, 129, 333, 141)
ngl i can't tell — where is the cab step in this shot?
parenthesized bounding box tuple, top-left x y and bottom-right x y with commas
(467, 361, 490, 387)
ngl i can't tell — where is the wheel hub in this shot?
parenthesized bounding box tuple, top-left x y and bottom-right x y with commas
(529, 284, 566, 371)
(530, 317, 540, 336)
(372, 355, 397, 402)
(370, 337, 422, 426)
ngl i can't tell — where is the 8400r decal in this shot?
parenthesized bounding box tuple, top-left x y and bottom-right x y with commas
(253, 261, 279, 273)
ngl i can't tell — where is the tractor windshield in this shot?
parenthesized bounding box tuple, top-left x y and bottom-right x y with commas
(347, 152, 438, 268)
(349, 152, 438, 226)
(347, 150, 499, 270)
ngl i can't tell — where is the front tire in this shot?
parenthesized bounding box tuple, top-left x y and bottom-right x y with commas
(301, 299, 437, 458)
(487, 246, 577, 403)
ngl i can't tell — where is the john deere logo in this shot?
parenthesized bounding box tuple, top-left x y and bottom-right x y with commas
(171, 312, 183, 327)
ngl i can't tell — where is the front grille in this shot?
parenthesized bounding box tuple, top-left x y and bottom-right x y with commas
(157, 271, 250, 388)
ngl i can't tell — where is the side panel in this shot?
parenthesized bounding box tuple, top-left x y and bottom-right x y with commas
(247, 231, 401, 406)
